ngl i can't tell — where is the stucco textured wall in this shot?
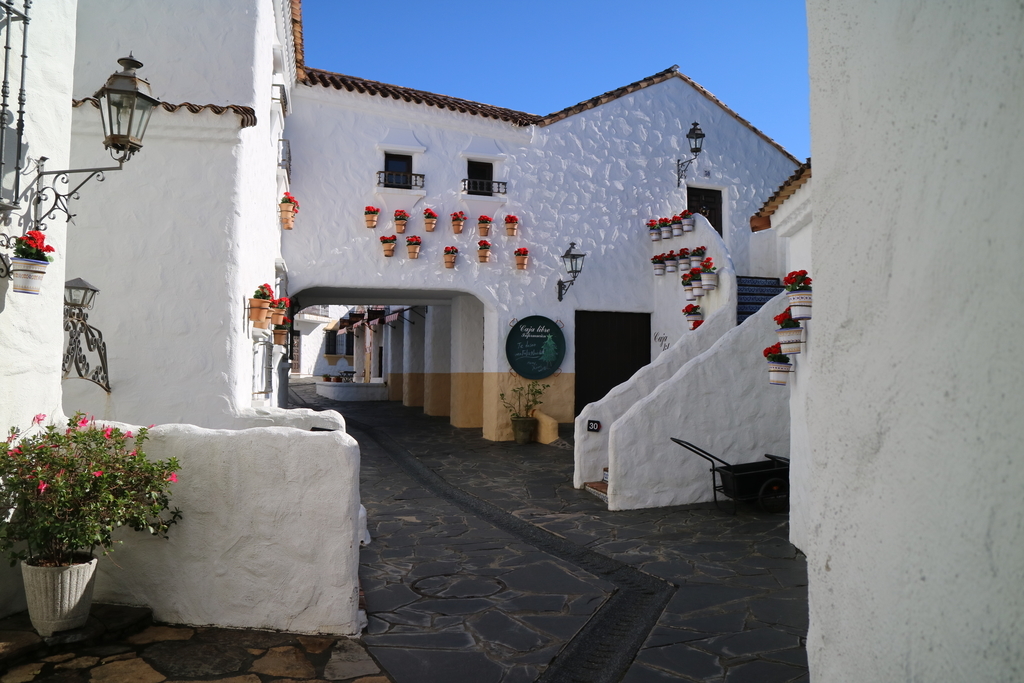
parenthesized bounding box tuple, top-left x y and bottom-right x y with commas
(607, 294, 790, 510)
(805, 1, 1024, 680)
(93, 424, 362, 634)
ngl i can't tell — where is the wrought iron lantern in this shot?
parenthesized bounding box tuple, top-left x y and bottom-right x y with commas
(62, 277, 110, 393)
(676, 121, 706, 186)
(557, 242, 587, 301)
(95, 55, 160, 162)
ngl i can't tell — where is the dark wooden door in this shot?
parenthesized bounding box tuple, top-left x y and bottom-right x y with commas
(687, 186, 723, 235)
(574, 311, 651, 415)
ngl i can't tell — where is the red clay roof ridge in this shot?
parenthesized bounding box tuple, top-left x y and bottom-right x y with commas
(72, 97, 257, 129)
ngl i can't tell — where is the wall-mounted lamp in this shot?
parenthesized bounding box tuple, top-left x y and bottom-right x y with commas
(676, 122, 705, 187)
(2, 55, 160, 279)
(62, 278, 111, 393)
(556, 242, 587, 302)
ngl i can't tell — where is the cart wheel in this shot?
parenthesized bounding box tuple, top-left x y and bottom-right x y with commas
(758, 478, 789, 514)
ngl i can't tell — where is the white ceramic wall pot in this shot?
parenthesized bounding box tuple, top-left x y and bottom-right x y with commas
(22, 556, 98, 636)
(10, 257, 49, 294)
(701, 272, 718, 290)
(768, 362, 792, 386)
(665, 260, 677, 273)
(777, 326, 804, 354)
(660, 228, 671, 239)
(787, 290, 813, 320)
(649, 230, 661, 242)
(672, 226, 683, 236)
(692, 282, 704, 296)
(682, 218, 695, 231)
(653, 264, 665, 276)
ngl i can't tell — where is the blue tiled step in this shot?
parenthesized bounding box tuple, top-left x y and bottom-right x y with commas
(736, 276, 784, 325)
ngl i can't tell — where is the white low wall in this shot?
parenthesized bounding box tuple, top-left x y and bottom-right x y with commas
(575, 216, 737, 487)
(230, 406, 347, 431)
(316, 381, 389, 401)
(606, 293, 790, 510)
(93, 424, 362, 635)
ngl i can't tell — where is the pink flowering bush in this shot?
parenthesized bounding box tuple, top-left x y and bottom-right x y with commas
(0, 413, 181, 567)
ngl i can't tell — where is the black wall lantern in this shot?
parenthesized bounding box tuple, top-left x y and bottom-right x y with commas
(676, 121, 706, 187)
(96, 55, 160, 163)
(557, 242, 587, 301)
(62, 278, 111, 393)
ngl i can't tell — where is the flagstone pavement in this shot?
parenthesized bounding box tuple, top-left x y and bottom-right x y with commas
(0, 381, 808, 683)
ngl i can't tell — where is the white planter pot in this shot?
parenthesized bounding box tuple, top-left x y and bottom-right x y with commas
(665, 259, 678, 273)
(692, 281, 704, 296)
(653, 264, 666, 276)
(672, 225, 683, 236)
(787, 290, 813, 320)
(684, 313, 702, 322)
(701, 272, 718, 290)
(10, 257, 49, 295)
(677, 257, 690, 272)
(768, 362, 792, 386)
(683, 285, 696, 301)
(777, 326, 804, 355)
(682, 218, 695, 232)
(22, 556, 98, 636)
(649, 230, 661, 242)
(660, 227, 672, 239)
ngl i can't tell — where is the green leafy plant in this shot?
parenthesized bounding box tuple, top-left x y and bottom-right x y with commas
(499, 380, 550, 419)
(253, 283, 273, 300)
(0, 414, 181, 567)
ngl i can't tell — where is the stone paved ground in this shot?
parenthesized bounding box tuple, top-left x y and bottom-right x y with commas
(291, 381, 809, 683)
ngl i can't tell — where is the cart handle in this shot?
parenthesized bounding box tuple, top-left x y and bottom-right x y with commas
(764, 453, 790, 465)
(670, 438, 732, 468)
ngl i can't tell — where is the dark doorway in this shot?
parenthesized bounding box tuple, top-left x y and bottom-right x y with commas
(687, 186, 723, 236)
(574, 311, 651, 415)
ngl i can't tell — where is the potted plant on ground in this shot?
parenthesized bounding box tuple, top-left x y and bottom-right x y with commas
(774, 307, 804, 354)
(0, 414, 181, 636)
(784, 269, 813, 319)
(499, 380, 550, 445)
(250, 283, 273, 328)
(680, 209, 695, 232)
(451, 211, 467, 234)
(477, 240, 492, 262)
(322, 374, 331, 382)
(364, 206, 380, 229)
(423, 208, 438, 232)
(764, 343, 792, 386)
(699, 257, 718, 290)
(279, 192, 299, 230)
(647, 219, 661, 242)
(380, 234, 397, 257)
(477, 215, 493, 236)
(504, 215, 520, 236)
(393, 209, 410, 233)
(514, 247, 529, 270)
(651, 253, 666, 276)
(443, 245, 459, 268)
(406, 235, 422, 259)
(273, 317, 291, 345)
(10, 231, 56, 295)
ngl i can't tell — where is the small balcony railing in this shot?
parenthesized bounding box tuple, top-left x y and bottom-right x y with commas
(461, 179, 507, 196)
(377, 171, 425, 189)
(278, 138, 292, 180)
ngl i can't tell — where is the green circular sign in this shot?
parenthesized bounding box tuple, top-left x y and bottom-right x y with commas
(505, 316, 566, 380)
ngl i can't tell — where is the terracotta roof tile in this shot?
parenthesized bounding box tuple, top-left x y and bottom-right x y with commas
(300, 68, 542, 126)
(290, 0, 306, 80)
(750, 158, 811, 231)
(538, 66, 799, 165)
(72, 97, 257, 129)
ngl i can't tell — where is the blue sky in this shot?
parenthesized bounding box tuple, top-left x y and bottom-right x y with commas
(300, 1, 810, 161)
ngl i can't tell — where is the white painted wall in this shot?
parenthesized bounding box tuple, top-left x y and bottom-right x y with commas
(0, 0, 80, 621)
(805, 1, 1024, 679)
(607, 294, 790, 510)
(93, 423, 362, 634)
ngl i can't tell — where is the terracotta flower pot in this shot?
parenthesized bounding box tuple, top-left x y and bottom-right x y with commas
(248, 298, 270, 321)
(505, 222, 518, 236)
(452, 220, 464, 234)
(515, 255, 529, 270)
(444, 254, 457, 269)
(382, 243, 396, 257)
(273, 329, 288, 345)
(478, 249, 491, 263)
(407, 244, 421, 259)
(365, 215, 378, 228)
(280, 203, 295, 230)
(478, 223, 491, 236)
(271, 309, 286, 325)
(395, 220, 407, 234)
(424, 218, 437, 232)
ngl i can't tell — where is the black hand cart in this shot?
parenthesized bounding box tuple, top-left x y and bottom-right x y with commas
(671, 438, 790, 514)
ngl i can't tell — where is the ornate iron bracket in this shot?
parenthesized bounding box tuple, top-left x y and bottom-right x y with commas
(0, 233, 15, 278)
(62, 305, 111, 393)
(33, 156, 123, 231)
(676, 156, 698, 187)
(557, 276, 577, 302)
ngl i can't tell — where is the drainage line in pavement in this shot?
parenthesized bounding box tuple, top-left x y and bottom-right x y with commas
(348, 419, 676, 683)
